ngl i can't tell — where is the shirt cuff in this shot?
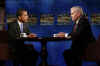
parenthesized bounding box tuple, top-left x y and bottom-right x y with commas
(65, 33, 68, 38)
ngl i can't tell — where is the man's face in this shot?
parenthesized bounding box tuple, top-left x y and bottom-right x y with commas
(18, 11, 29, 22)
(70, 8, 80, 22)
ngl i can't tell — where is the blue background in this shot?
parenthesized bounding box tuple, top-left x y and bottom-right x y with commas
(6, 0, 100, 66)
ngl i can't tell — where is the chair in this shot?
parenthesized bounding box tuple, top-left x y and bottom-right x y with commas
(83, 34, 100, 62)
(96, 35, 100, 61)
(0, 31, 8, 60)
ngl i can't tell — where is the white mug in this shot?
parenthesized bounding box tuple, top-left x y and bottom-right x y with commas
(53, 34, 57, 37)
(65, 33, 68, 37)
(20, 33, 27, 38)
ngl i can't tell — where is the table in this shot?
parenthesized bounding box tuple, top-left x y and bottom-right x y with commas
(17, 37, 68, 66)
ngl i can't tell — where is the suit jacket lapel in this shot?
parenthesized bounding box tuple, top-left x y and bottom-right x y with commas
(23, 23, 30, 33)
(16, 22, 21, 34)
(23, 23, 26, 32)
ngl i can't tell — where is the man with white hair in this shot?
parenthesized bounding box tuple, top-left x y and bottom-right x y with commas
(57, 6, 96, 66)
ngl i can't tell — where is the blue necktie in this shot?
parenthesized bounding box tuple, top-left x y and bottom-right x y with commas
(20, 23, 23, 33)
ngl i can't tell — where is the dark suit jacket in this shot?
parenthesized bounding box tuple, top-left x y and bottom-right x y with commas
(8, 21, 39, 63)
(8, 21, 30, 40)
(8, 21, 30, 48)
(69, 16, 96, 53)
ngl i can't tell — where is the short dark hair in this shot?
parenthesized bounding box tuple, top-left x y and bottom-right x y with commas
(16, 9, 27, 18)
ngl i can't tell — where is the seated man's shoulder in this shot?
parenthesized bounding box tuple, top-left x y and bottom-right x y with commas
(8, 22, 16, 25)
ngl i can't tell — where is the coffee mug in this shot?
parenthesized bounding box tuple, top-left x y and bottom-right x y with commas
(20, 33, 27, 38)
(53, 34, 57, 37)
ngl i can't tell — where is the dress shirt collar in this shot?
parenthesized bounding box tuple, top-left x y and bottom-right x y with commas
(17, 20, 23, 26)
(75, 18, 80, 24)
(17, 20, 24, 30)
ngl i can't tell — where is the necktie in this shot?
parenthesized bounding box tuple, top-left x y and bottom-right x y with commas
(20, 23, 23, 33)
(73, 24, 77, 32)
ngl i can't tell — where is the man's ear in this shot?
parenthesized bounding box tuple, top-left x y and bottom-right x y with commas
(18, 16, 21, 20)
(77, 12, 81, 17)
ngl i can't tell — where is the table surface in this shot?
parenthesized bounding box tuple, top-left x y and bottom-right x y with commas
(17, 37, 69, 41)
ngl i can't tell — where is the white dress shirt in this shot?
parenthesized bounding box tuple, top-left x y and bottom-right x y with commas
(18, 20, 23, 33)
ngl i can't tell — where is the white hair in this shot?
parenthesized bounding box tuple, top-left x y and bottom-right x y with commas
(71, 6, 84, 15)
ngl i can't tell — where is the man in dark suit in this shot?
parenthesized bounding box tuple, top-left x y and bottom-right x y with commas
(57, 6, 96, 66)
(8, 9, 38, 66)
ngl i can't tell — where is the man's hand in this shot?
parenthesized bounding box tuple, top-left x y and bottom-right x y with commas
(28, 33, 37, 38)
(56, 32, 65, 38)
